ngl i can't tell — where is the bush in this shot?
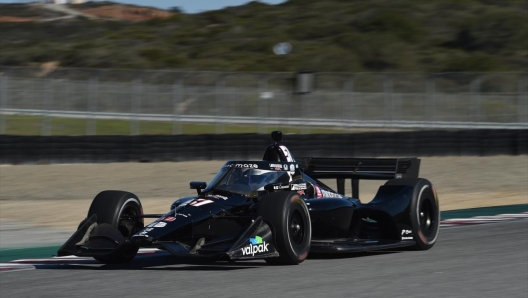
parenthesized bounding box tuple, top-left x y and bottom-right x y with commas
(447, 10, 528, 53)
(349, 34, 414, 70)
(0, 0, 526, 72)
(288, 22, 344, 40)
(351, 11, 424, 43)
(442, 53, 502, 72)
(163, 55, 187, 67)
(138, 48, 166, 62)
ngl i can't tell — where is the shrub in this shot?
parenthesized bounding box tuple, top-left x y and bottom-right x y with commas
(442, 53, 502, 72)
(138, 48, 166, 62)
(447, 10, 528, 53)
(351, 11, 424, 43)
(163, 55, 187, 67)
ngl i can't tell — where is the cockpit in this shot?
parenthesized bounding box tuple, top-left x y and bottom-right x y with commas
(204, 166, 292, 196)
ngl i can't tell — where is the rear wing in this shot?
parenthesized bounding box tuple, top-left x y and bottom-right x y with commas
(297, 157, 420, 199)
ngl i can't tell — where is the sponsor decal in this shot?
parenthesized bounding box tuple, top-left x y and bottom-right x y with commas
(320, 189, 342, 198)
(146, 221, 170, 228)
(401, 229, 413, 240)
(212, 195, 228, 200)
(289, 164, 295, 173)
(174, 213, 189, 218)
(291, 183, 307, 190)
(283, 164, 288, 170)
(273, 184, 290, 190)
(163, 216, 176, 222)
(241, 236, 269, 256)
(226, 164, 259, 168)
(189, 199, 214, 207)
(153, 222, 167, 228)
(138, 228, 153, 236)
(269, 163, 283, 168)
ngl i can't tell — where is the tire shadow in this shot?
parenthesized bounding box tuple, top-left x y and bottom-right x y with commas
(307, 250, 400, 260)
(19, 251, 266, 271)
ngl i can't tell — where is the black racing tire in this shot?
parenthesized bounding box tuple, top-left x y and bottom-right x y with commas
(258, 191, 311, 265)
(87, 190, 144, 263)
(385, 178, 440, 250)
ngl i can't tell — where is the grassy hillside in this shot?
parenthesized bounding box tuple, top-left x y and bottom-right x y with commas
(0, 0, 526, 72)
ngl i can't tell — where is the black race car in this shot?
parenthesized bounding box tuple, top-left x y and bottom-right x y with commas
(58, 131, 440, 265)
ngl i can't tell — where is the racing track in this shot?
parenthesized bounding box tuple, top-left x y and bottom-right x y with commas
(1, 220, 527, 298)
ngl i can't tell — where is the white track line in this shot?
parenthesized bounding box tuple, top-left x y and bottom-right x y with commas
(440, 212, 528, 227)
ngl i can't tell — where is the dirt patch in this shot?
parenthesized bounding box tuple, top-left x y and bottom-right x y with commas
(1, 156, 526, 230)
(79, 5, 173, 21)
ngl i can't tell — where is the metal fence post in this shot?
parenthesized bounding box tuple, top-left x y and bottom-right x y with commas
(215, 75, 226, 134)
(41, 77, 53, 136)
(519, 74, 528, 124)
(383, 73, 393, 121)
(0, 75, 8, 134)
(86, 76, 98, 135)
(426, 75, 436, 122)
(172, 78, 183, 135)
(470, 75, 481, 122)
(130, 78, 142, 135)
(343, 75, 354, 128)
(257, 74, 269, 134)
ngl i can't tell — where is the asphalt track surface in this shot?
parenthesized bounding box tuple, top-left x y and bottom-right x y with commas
(1, 220, 527, 298)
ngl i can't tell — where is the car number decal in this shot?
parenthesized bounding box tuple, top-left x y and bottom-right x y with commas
(189, 199, 214, 207)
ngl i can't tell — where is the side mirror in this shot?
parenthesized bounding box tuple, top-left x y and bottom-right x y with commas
(264, 182, 290, 192)
(190, 181, 207, 195)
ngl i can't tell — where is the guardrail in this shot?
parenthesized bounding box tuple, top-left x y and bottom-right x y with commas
(2, 108, 527, 131)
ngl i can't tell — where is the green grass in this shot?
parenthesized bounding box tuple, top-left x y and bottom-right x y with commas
(1, 115, 355, 135)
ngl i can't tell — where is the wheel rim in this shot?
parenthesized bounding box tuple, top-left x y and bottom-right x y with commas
(289, 210, 305, 245)
(118, 205, 140, 237)
(419, 198, 435, 238)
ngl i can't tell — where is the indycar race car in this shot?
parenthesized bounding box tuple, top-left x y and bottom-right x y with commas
(58, 131, 440, 265)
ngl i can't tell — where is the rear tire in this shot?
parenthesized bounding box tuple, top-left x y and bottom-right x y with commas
(87, 190, 144, 263)
(385, 178, 440, 250)
(258, 191, 311, 265)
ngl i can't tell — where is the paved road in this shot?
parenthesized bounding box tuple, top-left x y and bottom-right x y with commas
(0, 222, 72, 249)
(1, 220, 527, 298)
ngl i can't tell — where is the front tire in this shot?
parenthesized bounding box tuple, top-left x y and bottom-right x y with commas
(87, 190, 144, 263)
(258, 191, 312, 265)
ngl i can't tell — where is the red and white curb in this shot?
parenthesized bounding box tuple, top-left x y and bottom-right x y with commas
(440, 212, 528, 227)
(0, 263, 36, 272)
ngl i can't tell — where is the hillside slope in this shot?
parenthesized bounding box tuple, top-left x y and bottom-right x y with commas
(0, 0, 526, 72)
